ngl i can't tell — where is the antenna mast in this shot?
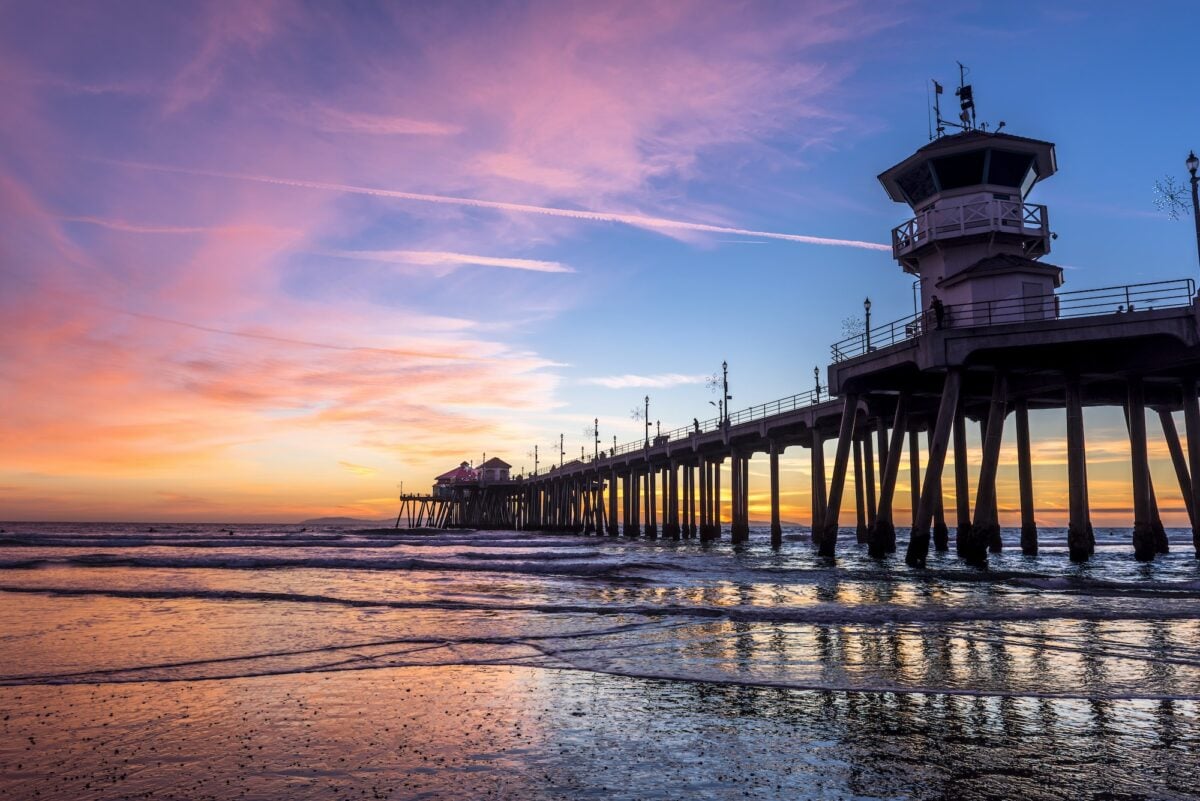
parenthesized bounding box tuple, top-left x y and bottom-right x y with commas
(930, 63, 978, 138)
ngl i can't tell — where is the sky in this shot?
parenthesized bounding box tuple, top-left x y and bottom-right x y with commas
(2, 0, 1199, 524)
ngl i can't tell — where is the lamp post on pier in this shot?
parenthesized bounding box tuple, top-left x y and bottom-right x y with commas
(643, 396, 651, 448)
(864, 297, 872, 352)
(559, 433, 564, 468)
(593, 418, 600, 461)
(1188, 150, 1200, 269)
(814, 365, 822, 401)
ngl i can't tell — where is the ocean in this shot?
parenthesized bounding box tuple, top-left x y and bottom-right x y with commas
(1, 522, 1198, 800)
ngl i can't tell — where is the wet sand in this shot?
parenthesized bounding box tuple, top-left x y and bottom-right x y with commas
(3, 664, 1199, 800)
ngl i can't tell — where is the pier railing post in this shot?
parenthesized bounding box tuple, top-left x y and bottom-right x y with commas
(906, 370, 961, 568)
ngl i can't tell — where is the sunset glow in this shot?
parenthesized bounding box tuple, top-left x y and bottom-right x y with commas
(2, 2, 1196, 524)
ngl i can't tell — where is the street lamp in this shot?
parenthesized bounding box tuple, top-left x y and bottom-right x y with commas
(721, 360, 731, 427)
(593, 418, 600, 461)
(559, 433, 564, 468)
(863, 297, 872, 352)
(1188, 150, 1200, 269)
(643, 395, 650, 447)
(814, 365, 822, 401)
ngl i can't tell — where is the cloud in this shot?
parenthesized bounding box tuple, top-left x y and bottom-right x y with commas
(324, 249, 574, 274)
(338, 461, 376, 476)
(580, 373, 709, 389)
(309, 106, 462, 137)
(117, 161, 891, 251)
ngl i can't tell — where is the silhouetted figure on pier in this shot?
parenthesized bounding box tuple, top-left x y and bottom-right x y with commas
(930, 295, 945, 329)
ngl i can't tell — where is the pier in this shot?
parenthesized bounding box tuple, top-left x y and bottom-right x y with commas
(402, 123, 1200, 566)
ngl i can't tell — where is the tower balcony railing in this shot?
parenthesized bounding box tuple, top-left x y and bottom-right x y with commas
(892, 199, 1048, 259)
(830, 278, 1196, 362)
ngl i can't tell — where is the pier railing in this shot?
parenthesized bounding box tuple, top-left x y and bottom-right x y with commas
(830, 278, 1196, 362)
(594, 388, 831, 464)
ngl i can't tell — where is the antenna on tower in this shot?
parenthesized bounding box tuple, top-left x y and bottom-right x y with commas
(931, 63, 982, 138)
(954, 61, 976, 131)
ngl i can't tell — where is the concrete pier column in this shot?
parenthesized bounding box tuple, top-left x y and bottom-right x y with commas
(952, 407, 971, 553)
(1065, 379, 1092, 560)
(622, 473, 631, 535)
(645, 468, 657, 539)
(769, 439, 783, 547)
(810, 428, 827, 544)
(908, 429, 921, 528)
(1184, 378, 1200, 557)
(978, 418, 1002, 553)
(583, 478, 594, 534)
(687, 463, 697, 537)
(868, 392, 910, 558)
(819, 394, 859, 557)
(630, 470, 641, 536)
(713, 459, 723, 538)
(665, 462, 680, 539)
(698, 459, 710, 540)
(731, 451, 749, 542)
(853, 437, 867, 544)
(964, 373, 1008, 566)
(863, 426, 877, 531)
(1159, 409, 1194, 530)
(608, 472, 618, 535)
(679, 463, 690, 538)
(1015, 398, 1038, 555)
(1127, 379, 1156, 561)
(741, 454, 750, 540)
(906, 370, 961, 568)
(1148, 472, 1169, 554)
(929, 430, 949, 551)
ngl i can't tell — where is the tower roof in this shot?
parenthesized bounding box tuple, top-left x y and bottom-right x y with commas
(936, 254, 1064, 290)
(878, 130, 1057, 206)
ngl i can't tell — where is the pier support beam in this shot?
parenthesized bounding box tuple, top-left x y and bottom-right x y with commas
(1160, 409, 1194, 529)
(713, 459, 723, 539)
(608, 472, 618, 535)
(868, 392, 910, 558)
(952, 406, 971, 554)
(1184, 378, 1200, 557)
(1065, 378, 1093, 560)
(930, 429, 949, 551)
(908, 429, 921, 528)
(863, 425, 877, 541)
(645, 468, 657, 538)
(906, 370, 961, 568)
(819, 394, 858, 557)
(963, 373, 1007, 566)
(853, 436, 867, 545)
(1127, 379, 1156, 561)
(769, 439, 783, 547)
(698, 459, 711, 540)
(1015, 399, 1038, 556)
(811, 428, 826, 543)
(665, 462, 680, 539)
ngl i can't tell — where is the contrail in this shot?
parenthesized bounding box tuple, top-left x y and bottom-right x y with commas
(117, 161, 891, 252)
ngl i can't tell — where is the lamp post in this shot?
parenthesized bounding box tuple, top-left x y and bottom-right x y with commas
(863, 297, 872, 352)
(643, 395, 651, 448)
(534, 444, 538, 476)
(814, 365, 822, 401)
(1188, 150, 1200, 269)
(613, 435, 617, 454)
(721, 360, 731, 427)
(593, 418, 599, 461)
(559, 433, 564, 468)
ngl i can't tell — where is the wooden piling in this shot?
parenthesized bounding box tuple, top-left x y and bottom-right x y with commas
(868, 392, 910, 557)
(853, 436, 867, 544)
(1015, 398, 1038, 555)
(964, 373, 1007, 565)
(819, 394, 858, 557)
(769, 439, 783, 547)
(905, 370, 961, 567)
(811, 428, 827, 545)
(952, 406, 971, 554)
(1065, 378, 1092, 560)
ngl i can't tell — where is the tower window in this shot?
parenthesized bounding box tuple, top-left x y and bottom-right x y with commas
(896, 164, 936, 205)
(931, 151, 986, 190)
(987, 150, 1036, 190)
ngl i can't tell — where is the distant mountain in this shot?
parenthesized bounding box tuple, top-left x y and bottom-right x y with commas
(299, 516, 392, 526)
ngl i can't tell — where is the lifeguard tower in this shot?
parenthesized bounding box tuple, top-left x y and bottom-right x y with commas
(878, 71, 1062, 326)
